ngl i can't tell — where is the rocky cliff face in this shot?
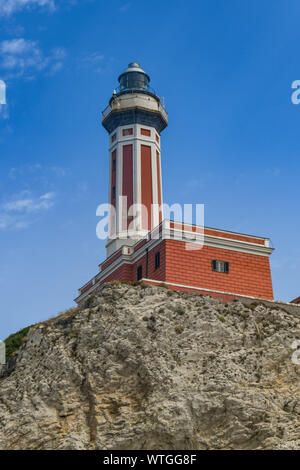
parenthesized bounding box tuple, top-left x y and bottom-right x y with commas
(1, 283, 300, 450)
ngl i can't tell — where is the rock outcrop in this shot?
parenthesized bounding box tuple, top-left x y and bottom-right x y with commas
(1, 283, 300, 450)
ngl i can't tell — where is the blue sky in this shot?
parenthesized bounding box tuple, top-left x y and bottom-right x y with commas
(1, 0, 300, 338)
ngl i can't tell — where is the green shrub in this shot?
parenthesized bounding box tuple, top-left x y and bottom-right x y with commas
(4, 326, 32, 361)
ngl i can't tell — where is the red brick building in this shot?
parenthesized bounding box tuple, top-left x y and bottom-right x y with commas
(291, 297, 300, 304)
(76, 63, 274, 304)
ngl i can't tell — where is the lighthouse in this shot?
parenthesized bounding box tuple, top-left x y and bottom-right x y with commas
(76, 63, 274, 304)
(102, 62, 168, 257)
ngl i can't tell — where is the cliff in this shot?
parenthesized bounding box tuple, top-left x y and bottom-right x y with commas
(1, 283, 300, 450)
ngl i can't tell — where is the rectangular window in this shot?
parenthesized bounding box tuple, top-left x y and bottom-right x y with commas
(155, 251, 160, 270)
(141, 128, 151, 137)
(112, 159, 116, 171)
(123, 128, 133, 136)
(137, 265, 143, 281)
(111, 133, 116, 143)
(112, 186, 116, 199)
(212, 260, 229, 274)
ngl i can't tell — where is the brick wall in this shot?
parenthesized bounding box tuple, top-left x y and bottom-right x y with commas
(132, 240, 166, 282)
(170, 222, 266, 245)
(99, 241, 166, 285)
(100, 248, 123, 271)
(164, 239, 274, 300)
(81, 238, 273, 301)
(99, 263, 133, 285)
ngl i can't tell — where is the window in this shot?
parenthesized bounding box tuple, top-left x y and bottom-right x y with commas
(155, 251, 160, 270)
(112, 159, 116, 171)
(156, 134, 160, 144)
(123, 128, 133, 136)
(137, 265, 143, 281)
(141, 128, 151, 137)
(212, 260, 229, 274)
(112, 186, 116, 199)
(111, 133, 116, 143)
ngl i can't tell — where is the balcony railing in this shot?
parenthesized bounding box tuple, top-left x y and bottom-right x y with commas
(102, 104, 114, 119)
(102, 92, 168, 122)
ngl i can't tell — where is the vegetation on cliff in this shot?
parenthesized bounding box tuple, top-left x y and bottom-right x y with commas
(4, 326, 31, 361)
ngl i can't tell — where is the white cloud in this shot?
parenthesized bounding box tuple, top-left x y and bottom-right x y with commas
(8, 163, 67, 179)
(78, 53, 115, 75)
(0, 0, 55, 16)
(80, 52, 104, 66)
(40, 191, 54, 200)
(51, 166, 67, 177)
(1, 38, 34, 55)
(0, 103, 9, 120)
(0, 213, 29, 230)
(0, 38, 66, 79)
(2, 191, 55, 213)
(0, 191, 55, 230)
(119, 3, 131, 13)
(1, 39, 44, 73)
(78, 52, 104, 73)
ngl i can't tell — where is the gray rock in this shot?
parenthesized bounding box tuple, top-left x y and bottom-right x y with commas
(0, 283, 300, 450)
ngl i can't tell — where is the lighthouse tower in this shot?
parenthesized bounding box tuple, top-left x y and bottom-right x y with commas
(102, 62, 168, 257)
(76, 63, 274, 305)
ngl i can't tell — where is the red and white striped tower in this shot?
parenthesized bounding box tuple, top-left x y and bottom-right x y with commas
(102, 63, 168, 257)
(76, 63, 275, 303)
